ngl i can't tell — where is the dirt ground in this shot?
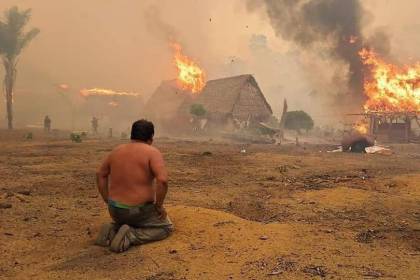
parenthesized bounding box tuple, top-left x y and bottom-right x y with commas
(0, 132, 419, 279)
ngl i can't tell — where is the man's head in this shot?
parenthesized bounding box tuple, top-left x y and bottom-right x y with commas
(131, 119, 154, 144)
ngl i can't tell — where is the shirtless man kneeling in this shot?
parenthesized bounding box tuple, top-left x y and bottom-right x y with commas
(95, 119, 172, 253)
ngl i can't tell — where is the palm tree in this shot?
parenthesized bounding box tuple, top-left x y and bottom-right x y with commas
(0, 6, 39, 129)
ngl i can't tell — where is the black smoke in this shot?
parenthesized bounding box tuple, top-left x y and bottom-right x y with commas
(247, 0, 389, 100)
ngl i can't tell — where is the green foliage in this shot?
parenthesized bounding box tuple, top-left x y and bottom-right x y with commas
(284, 110, 314, 132)
(1, 6, 39, 129)
(24, 132, 33, 140)
(258, 125, 275, 136)
(0, 6, 40, 58)
(190, 104, 206, 118)
(70, 133, 82, 143)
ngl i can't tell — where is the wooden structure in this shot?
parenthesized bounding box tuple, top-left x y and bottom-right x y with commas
(192, 74, 273, 129)
(351, 111, 419, 142)
(146, 75, 273, 133)
(144, 80, 193, 129)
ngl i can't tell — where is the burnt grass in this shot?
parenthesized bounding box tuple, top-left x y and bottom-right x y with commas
(0, 138, 419, 278)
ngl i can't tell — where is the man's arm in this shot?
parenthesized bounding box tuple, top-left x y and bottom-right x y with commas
(96, 155, 111, 203)
(150, 148, 168, 218)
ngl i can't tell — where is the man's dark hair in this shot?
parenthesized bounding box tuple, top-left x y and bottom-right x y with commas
(131, 119, 154, 141)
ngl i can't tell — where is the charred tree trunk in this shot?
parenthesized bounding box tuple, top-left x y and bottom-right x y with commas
(3, 57, 17, 130)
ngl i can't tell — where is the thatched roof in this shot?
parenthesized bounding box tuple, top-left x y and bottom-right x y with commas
(145, 80, 192, 121)
(194, 74, 272, 121)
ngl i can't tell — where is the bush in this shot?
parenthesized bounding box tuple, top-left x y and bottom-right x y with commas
(70, 133, 82, 143)
(25, 132, 33, 140)
(190, 104, 206, 118)
(285, 111, 314, 133)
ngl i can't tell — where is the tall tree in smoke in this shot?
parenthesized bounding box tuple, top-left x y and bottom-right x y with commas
(247, 0, 387, 101)
(0, 6, 39, 129)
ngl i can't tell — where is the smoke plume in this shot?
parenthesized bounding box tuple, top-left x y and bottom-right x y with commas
(144, 5, 179, 42)
(247, 0, 389, 102)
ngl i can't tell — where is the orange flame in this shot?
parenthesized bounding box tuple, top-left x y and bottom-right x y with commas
(353, 120, 368, 134)
(171, 43, 205, 93)
(80, 88, 141, 97)
(359, 48, 420, 112)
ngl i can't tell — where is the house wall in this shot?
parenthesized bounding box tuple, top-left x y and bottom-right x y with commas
(232, 83, 272, 122)
(144, 82, 192, 123)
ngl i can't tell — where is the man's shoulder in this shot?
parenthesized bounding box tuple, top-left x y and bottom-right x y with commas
(113, 143, 129, 151)
(109, 143, 132, 156)
(113, 143, 161, 154)
(148, 144, 161, 153)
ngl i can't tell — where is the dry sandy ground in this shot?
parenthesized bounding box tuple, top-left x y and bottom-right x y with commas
(0, 134, 419, 279)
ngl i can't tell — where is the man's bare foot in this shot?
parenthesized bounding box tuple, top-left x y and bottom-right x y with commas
(94, 223, 117, 247)
(110, 224, 132, 253)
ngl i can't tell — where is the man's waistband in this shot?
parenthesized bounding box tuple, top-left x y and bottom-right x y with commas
(108, 199, 153, 209)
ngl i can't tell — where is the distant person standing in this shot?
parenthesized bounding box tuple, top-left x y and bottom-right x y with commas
(92, 117, 99, 134)
(44, 115, 51, 133)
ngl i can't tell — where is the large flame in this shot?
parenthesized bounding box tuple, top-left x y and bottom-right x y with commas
(359, 48, 420, 112)
(80, 88, 141, 97)
(171, 43, 205, 93)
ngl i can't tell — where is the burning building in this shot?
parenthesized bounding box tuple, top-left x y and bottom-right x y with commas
(145, 43, 273, 133)
(143, 43, 204, 132)
(355, 49, 420, 142)
(365, 111, 419, 142)
(144, 80, 193, 131)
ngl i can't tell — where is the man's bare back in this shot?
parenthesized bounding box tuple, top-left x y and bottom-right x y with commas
(97, 142, 167, 206)
(95, 120, 171, 253)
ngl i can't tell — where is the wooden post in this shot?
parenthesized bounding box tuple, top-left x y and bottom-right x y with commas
(405, 115, 410, 143)
(278, 99, 288, 140)
(369, 114, 375, 135)
(387, 116, 393, 141)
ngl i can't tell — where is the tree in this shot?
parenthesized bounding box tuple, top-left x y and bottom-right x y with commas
(285, 110, 314, 134)
(0, 6, 39, 129)
(190, 104, 206, 118)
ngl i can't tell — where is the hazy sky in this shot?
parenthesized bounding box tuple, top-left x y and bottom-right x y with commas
(1, 0, 272, 92)
(0, 0, 419, 128)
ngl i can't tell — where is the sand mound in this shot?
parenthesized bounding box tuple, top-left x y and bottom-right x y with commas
(6, 205, 416, 280)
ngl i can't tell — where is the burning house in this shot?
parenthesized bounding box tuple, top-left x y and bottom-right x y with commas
(366, 112, 419, 142)
(144, 43, 273, 133)
(143, 43, 204, 132)
(354, 49, 420, 142)
(144, 80, 193, 130)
